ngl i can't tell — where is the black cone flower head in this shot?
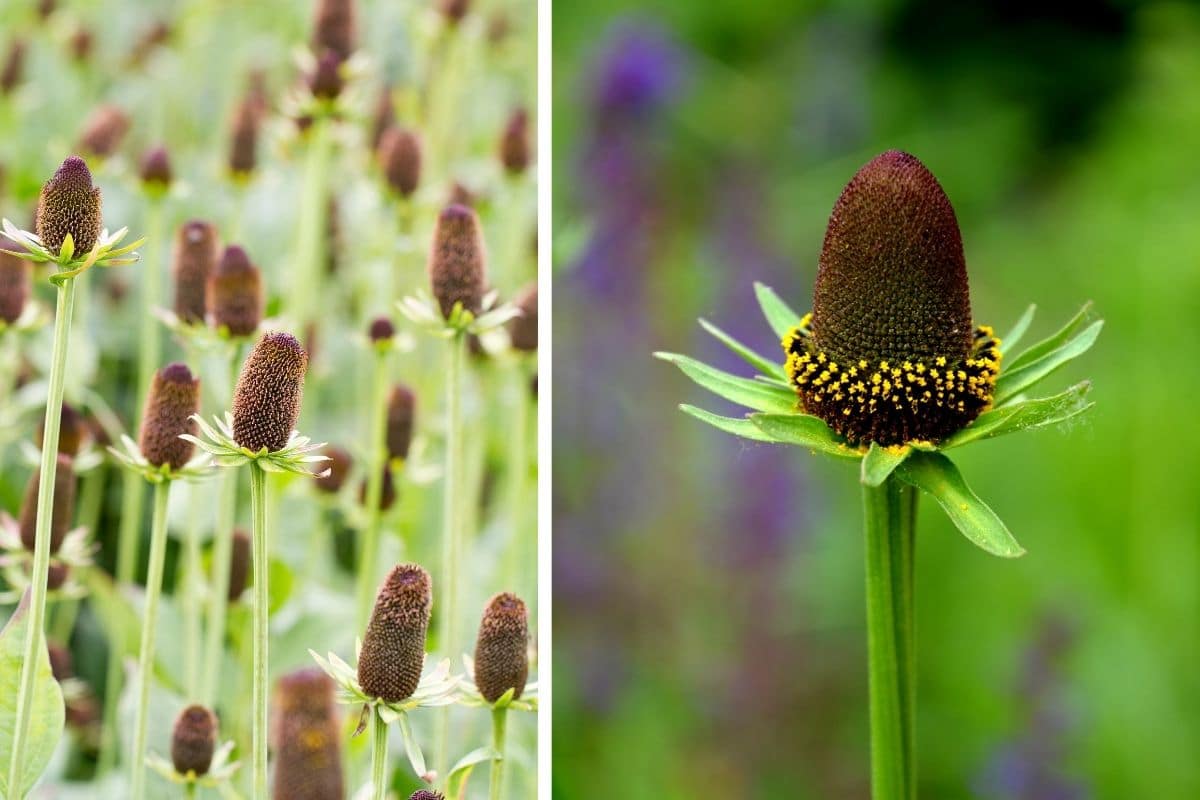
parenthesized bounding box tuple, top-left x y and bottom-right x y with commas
(378, 126, 421, 199)
(309, 50, 344, 100)
(314, 445, 352, 494)
(35, 402, 89, 457)
(357, 563, 432, 702)
(228, 96, 260, 178)
(172, 220, 220, 325)
(385, 384, 415, 461)
(358, 465, 396, 511)
(139, 145, 172, 191)
(367, 315, 395, 343)
(508, 282, 537, 352)
(784, 151, 1000, 446)
(77, 105, 130, 159)
(428, 204, 488, 319)
(207, 245, 264, 336)
(410, 792, 446, 800)
(0, 250, 31, 324)
(232, 332, 308, 453)
(312, 0, 357, 62)
(499, 107, 531, 175)
(473, 592, 529, 703)
(228, 528, 251, 602)
(1, 39, 25, 95)
(18, 454, 76, 554)
(272, 668, 344, 800)
(139, 363, 201, 470)
(36, 156, 102, 256)
(170, 705, 218, 777)
(439, 0, 469, 25)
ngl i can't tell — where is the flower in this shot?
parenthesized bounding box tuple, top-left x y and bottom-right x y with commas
(0, 250, 30, 324)
(311, 0, 357, 62)
(77, 105, 130, 159)
(231, 332, 308, 453)
(139, 145, 173, 193)
(313, 446, 352, 494)
(368, 315, 396, 344)
(472, 592, 529, 703)
(138, 363, 201, 471)
(37, 156, 102, 257)
(170, 705, 217, 777)
(308, 50, 344, 100)
(18, 454, 76, 555)
(207, 245, 263, 337)
(228, 95, 260, 179)
(228, 528, 250, 602)
(357, 564, 432, 703)
(378, 126, 422, 200)
(35, 402, 90, 457)
(172, 220, 220, 325)
(386, 385, 416, 461)
(499, 108, 531, 175)
(271, 668, 345, 800)
(507, 282, 537, 352)
(428, 204, 487, 319)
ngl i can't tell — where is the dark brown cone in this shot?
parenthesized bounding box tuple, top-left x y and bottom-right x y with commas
(45, 562, 70, 591)
(309, 50, 344, 100)
(77, 105, 130, 158)
(499, 108, 530, 175)
(369, 84, 395, 151)
(367, 316, 395, 342)
(35, 402, 89, 457)
(358, 465, 396, 512)
(473, 592, 528, 703)
(357, 563, 431, 702)
(507, 283, 537, 352)
(231, 332, 308, 453)
(36, 156, 103, 256)
(0, 250, 32, 324)
(139, 145, 172, 190)
(428, 204, 487, 319)
(314, 446, 352, 494)
(207, 245, 263, 336)
(410, 792, 446, 800)
(69, 28, 93, 62)
(439, 0, 470, 25)
(312, 0, 357, 62)
(228, 528, 251, 602)
(228, 96, 259, 177)
(36, 0, 56, 19)
(385, 385, 415, 460)
(1, 39, 26, 95)
(172, 220, 220, 324)
(377, 127, 421, 199)
(272, 668, 344, 800)
(138, 363, 200, 470)
(18, 454, 76, 554)
(171, 705, 217, 777)
(48, 643, 73, 681)
(448, 181, 476, 208)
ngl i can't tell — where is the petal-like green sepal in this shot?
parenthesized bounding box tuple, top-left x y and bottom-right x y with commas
(655, 352, 797, 413)
(941, 382, 1093, 449)
(748, 413, 862, 459)
(754, 281, 803, 340)
(698, 318, 786, 379)
(861, 443, 910, 487)
(897, 451, 1024, 557)
(397, 712, 429, 781)
(999, 304, 1036, 353)
(994, 318, 1102, 404)
(678, 404, 774, 442)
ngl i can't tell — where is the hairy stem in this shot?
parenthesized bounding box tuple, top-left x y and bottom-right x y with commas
(355, 346, 392, 629)
(371, 707, 389, 800)
(249, 462, 269, 799)
(489, 706, 509, 800)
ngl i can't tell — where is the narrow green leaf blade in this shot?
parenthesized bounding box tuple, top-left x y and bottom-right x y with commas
(897, 451, 1024, 557)
(999, 304, 1036, 353)
(698, 318, 786, 379)
(749, 413, 862, 460)
(1005, 302, 1092, 371)
(656, 352, 797, 413)
(397, 712, 428, 780)
(941, 382, 1093, 449)
(679, 404, 773, 442)
(994, 320, 1102, 404)
(861, 443, 911, 487)
(753, 282, 804, 340)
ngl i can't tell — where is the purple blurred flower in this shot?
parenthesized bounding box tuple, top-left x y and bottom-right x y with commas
(589, 19, 687, 121)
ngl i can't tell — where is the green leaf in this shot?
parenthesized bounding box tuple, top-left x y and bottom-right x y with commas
(994, 320, 1102, 404)
(656, 352, 797, 413)
(698, 318, 786, 379)
(861, 443, 910, 487)
(445, 745, 500, 799)
(999, 304, 1036, 353)
(753, 282, 804, 340)
(679, 404, 774, 442)
(1005, 302, 1091, 371)
(897, 451, 1024, 557)
(0, 590, 67, 798)
(941, 382, 1093, 449)
(397, 712, 428, 780)
(749, 413, 862, 460)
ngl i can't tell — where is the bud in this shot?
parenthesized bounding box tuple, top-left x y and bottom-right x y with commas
(473, 592, 528, 703)
(367, 315, 395, 343)
(36, 156, 103, 256)
(37, 0, 56, 20)
(77, 105, 130, 159)
(785, 151, 999, 445)
(138, 363, 201, 470)
(35, 402, 89, 457)
(385, 385, 415, 461)
(18, 454, 76, 554)
(369, 84, 395, 151)
(228, 96, 260, 178)
(312, 0, 357, 63)
(377, 126, 421, 199)
(309, 50, 344, 100)
(207, 245, 263, 336)
(232, 332, 308, 453)
(46, 561, 70, 591)
(228, 528, 251, 602)
(314, 445, 352, 494)
(1, 39, 26, 95)
(410, 792, 446, 800)
(357, 563, 431, 702)
(358, 465, 395, 512)
(272, 668, 344, 800)
(48, 643, 73, 682)
(439, 0, 470, 25)
(498, 107, 530, 175)
(428, 204, 487, 319)
(0, 250, 31, 324)
(170, 705, 218, 777)
(507, 283, 537, 352)
(139, 145, 172, 191)
(69, 27, 93, 63)
(172, 220, 220, 324)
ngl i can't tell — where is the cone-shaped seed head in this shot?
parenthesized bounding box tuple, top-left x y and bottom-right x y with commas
(309, 50, 344, 100)
(385, 385, 415, 461)
(508, 282, 537, 352)
(70, 27, 93, 62)
(428, 204, 487, 319)
(314, 445, 352, 494)
(207, 245, 264, 336)
(228, 96, 260, 177)
(357, 563, 432, 702)
(370, 84, 395, 150)
(473, 592, 529, 703)
(171, 705, 217, 777)
(46, 561, 69, 591)
(439, 0, 470, 25)
(228, 528, 251, 602)
(77, 105, 130, 158)
(312, 0, 357, 62)
(378, 126, 421, 199)
(367, 315, 395, 342)
(1, 39, 26, 95)
(499, 108, 530, 175)
(139, 145, 172, 189)
(232, 332, 308, 453)
(36, 156, 102, 256)
(358, 465, 395, 511)
(18, 454, 76, 554)
(48, 643, 73, 681)
(35, 402, 89, 457)
(138, 362, 200, 470)
(0, 251, 31, 324)
(172, 220, 220, 324)
(272, 668, 344, 800)
(410, 793, 446, 800)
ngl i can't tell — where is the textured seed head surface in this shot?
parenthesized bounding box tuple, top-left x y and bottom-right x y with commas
(272, 668, 344, 800)
(207, 245, 264, 336)
(428, 204, 487, 319)
(314, 445, 352, 494)
(368, 316, 395, 342)
(378, 126, 421, 199)
(139, 145, 172, 188)
(312, 0, 357, 62)
(138, 362, 200, 470)
(228, 97, 259, 176)
(77, 105, 129, 158)
(499, 107, 530, 175)
(171, 705, 217, 777)
(0, 250, 30, 324)
(228, 528, 251, 602)
(36, 156, 102, 255)
(410, 792, 446, 800)
(473, 592, 529, 703)
(18, 454, 76, 554)
(357, 563, 432, 702)
(36, 402, 89, 457)
(172, 220, 220, 324)
(385, 384, 416, 460)
(507, 282, 537, 352)
(232, 332, 308, 452)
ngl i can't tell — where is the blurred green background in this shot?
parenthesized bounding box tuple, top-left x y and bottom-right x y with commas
(553, 1, 1200, 797)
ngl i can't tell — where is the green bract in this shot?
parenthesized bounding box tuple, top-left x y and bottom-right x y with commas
(181, 412, 331, 477)
(146, 739, 241, 787)
(398, 288, 523, 339)
(0, 218, 144, 285)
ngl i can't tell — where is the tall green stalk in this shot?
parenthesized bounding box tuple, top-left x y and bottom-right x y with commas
(355, 347, 392, 629)
(502, 363, 532, 593)
(289, 118, 334, 331)
(489, 707, 509, 800)
(248, 462, 269, 799)
(7, 277, 77, 788)
(862, 476, 916, 800)
(181, 488, 203, 698)
(370, 708, 389, 800)
(129, 480, 172, 800)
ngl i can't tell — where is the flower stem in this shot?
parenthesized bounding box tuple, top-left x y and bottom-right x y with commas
(862, 476, 917, 800)
(249, 461, 269, 799)
(502, 362, 532, 594)
(355, 346, 392, 630)
(7, 277, 77, 789)
(289, 117, 334, 331)
(182, 485, 204, 699)
(489, 706, 508, 800)
(129, 480, 172, 800)
(371, 707, 389, 800)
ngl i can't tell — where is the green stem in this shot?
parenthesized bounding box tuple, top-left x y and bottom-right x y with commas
(7, 277, 77, 791)
(489, 706, 508, 800)
(355, 348, 392, 629)
(289, 117, 334, 330)
(862, 476, 916, 800)
(371, 708, 389, 800)
(182, 485, 204, 699)
(502, 362, 531, 593)
(185, 781, 197, 799)
(249, 462, 269, 799)
(129, 480, 172, 800)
